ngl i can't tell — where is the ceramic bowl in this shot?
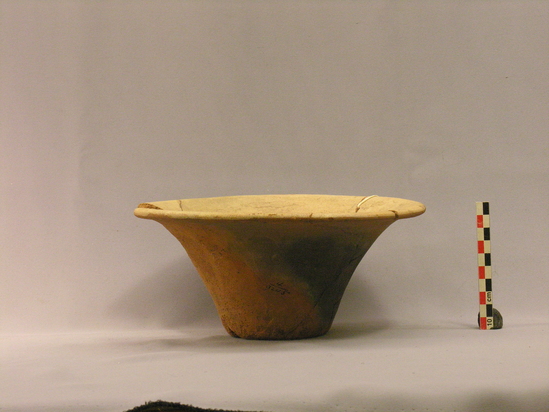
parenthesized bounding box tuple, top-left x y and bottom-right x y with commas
(134, 194, 425, 339)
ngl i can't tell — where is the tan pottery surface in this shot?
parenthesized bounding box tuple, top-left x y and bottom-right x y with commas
(134, 195, 425, 339)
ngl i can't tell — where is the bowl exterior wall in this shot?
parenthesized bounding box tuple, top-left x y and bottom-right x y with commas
(157, 218, 394, 340)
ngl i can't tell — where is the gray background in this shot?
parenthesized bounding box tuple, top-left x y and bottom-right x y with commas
(2, 2, 549, 411)
(1, 1, 548, 333)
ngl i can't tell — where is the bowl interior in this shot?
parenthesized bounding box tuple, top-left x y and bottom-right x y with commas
(135, 194, 425, 220)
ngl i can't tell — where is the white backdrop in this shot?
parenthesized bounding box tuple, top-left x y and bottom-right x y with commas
(1, 1, 548, 334)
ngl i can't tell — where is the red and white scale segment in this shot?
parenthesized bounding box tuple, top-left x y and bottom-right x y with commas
(476, 201, 494, 329)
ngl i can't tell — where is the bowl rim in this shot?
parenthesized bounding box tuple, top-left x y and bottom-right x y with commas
(134, 194, 426, 221)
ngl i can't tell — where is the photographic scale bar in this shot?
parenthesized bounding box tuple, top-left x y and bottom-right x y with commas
(476, 201, 502, 329)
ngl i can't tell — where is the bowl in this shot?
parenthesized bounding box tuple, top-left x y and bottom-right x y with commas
(134, 194, 425, 339)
